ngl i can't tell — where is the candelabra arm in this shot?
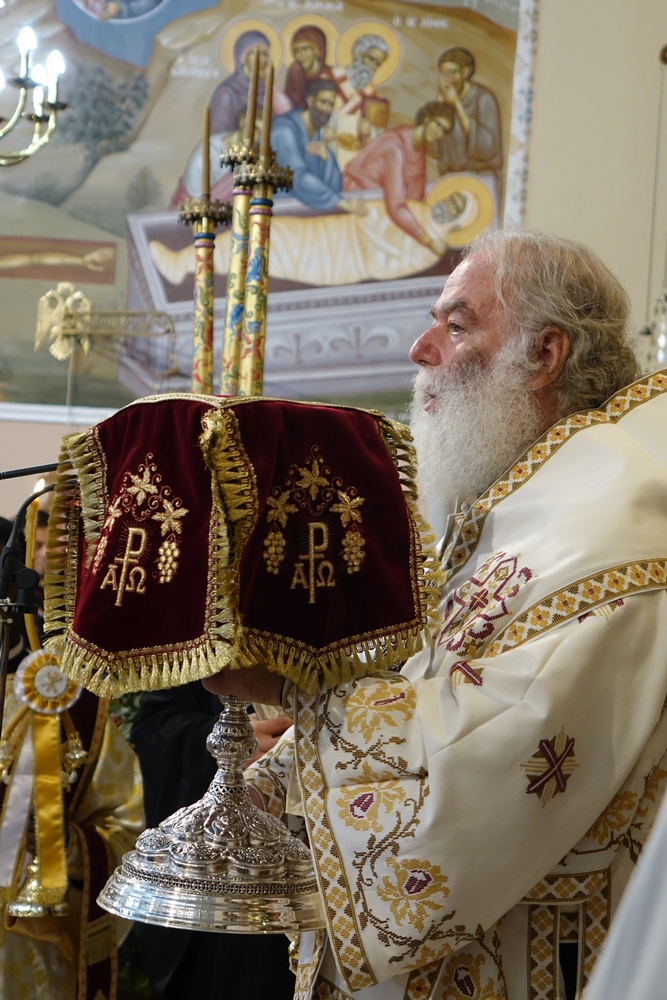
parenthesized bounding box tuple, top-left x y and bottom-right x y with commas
(0, 86, 28, 139)
(0, 108, 58, 167)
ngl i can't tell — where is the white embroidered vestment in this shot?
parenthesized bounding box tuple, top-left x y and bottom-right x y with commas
(247, 371, 667, 1000)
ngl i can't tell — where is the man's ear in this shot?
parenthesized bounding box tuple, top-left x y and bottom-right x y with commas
(528, 326, 571, 390)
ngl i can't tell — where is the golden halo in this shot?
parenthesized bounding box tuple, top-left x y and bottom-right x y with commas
(334, 20, 401, 85)
(14, 649, 81, 715)
(281, 14, 339, 67)
(219, 19, 283, 76)
(425, 173, 495, 247)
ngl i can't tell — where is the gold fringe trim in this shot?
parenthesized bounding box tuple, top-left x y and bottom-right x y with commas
(376, 415, 445, 643)
(199, 403, 259, 631)
(199, 406, 259, 545)
(43, 440, 82, 655)
(231, 626, 428, 694)
(59, 636, 235, 698)
(64, 427, 107, 565)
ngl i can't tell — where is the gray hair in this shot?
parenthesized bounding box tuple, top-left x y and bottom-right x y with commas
(465, 228, 640, 414)
(352, 34, 389, 60)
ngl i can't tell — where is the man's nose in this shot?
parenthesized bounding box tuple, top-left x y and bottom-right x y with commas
(409, 329, 442, 367)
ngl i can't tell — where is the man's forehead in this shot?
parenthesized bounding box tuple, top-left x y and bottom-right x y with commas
(435, 253, 498, 313)
(445, 252, 492, 287)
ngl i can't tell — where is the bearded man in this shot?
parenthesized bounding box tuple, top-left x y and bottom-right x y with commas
(204, 229, 667, 1000)
(331, 33, 391, 169)
(435, 47, 502, 220)
(272, 78, 366, 215)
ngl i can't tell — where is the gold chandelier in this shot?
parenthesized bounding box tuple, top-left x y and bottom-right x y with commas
(0, 26, 67, 167)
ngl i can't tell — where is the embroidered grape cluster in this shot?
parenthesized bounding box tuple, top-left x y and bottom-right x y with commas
(263, 530, 286, 574)
(341, 530, 365, 573)
(157, 540, 180, 583)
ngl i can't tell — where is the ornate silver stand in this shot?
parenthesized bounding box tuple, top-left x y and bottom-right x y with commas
(99, 696, 325, 933)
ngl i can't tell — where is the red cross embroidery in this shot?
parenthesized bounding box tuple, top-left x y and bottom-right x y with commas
(522, 729, 579, 804)
(449, 661, 484, 686)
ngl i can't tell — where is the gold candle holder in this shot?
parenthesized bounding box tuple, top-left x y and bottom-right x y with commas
(179, 106, 231, 394)
(219, 47, 260, 396)
(237, 63, 291, 398)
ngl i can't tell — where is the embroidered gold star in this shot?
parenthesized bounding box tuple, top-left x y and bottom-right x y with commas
(152, 498, 188, 536)
(127, 467, 159, 505)
(266, 490, 298, 527)
(296, 458, 329, 500)
(330, 491, 364, 526)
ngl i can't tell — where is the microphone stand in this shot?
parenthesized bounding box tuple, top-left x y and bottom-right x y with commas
(0, 462, 59, 482)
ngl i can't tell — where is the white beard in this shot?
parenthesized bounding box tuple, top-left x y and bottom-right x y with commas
(348, 58, 374, 90)
(409, 339, 545, 514)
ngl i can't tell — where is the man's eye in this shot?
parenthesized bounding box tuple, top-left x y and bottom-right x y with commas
(449, 323, 465, 335)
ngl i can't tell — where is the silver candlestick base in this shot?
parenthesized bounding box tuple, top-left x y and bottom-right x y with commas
(98, 695, 325, 933)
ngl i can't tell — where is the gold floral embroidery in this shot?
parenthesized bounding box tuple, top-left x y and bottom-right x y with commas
(377, 856, 450, 933)
(261, 445, 367, 589)
(337, 763, 405, 831)
(636, 765, 667, 818)
(152, 497, 188, 536)
(554, 592, 577, 615)
(439, 951, 505, 1000)
(585, 790, 638, 844)
(581, 581, 602, 602)
(126, 465, 159, 505)
(296, 457, 330, 500)
(523, 871, 607, 904)
(330, 492, 364, 526)
(404, 953, 446, 1000)
(94, 453, 189, 600)
(266, 490, 298, 527)
(343, 679, 416, 741)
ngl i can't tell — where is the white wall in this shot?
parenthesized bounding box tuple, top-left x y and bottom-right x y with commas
(0, 406, 112, 518)
(524, 0, 667, 331)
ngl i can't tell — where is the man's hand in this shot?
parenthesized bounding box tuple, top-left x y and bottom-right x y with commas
(245, 714, 293, 768)
(440, 83, 460, 105)
(339, 197, 369, 216)
(202, 663, 284, 705)
(305, 140, 330, 161)
(438, 88, 470, 135)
